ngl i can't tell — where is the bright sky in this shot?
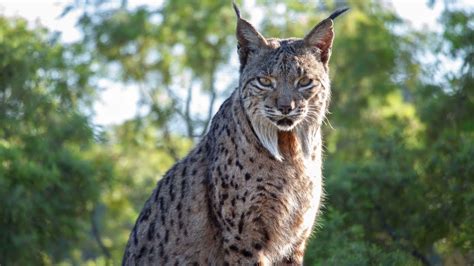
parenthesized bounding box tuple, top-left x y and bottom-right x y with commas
(0, 0, 465, 126)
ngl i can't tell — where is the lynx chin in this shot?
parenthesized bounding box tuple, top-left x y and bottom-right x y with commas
(123, 4, 348, 265)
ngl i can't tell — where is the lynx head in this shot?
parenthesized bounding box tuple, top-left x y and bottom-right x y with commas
(233, 4, 348, 160)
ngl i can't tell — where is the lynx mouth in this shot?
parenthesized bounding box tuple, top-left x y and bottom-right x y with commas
(277, 118, 294, 127)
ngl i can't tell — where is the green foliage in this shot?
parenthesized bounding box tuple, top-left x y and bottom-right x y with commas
(0, 16, 112, 264)
(305, 208, 421, 266)
(75, 0, 236, 137)
(64, 119, 192, 264)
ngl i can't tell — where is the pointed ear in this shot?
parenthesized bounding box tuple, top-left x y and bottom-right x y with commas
(304, 19, 334, 65)
(233, 2, 268, 70)
(304, 8, 349, 66)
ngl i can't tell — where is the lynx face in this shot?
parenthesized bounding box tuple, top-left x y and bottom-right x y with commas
(240, 38, 331, 132)
(235, 11, 336, 160)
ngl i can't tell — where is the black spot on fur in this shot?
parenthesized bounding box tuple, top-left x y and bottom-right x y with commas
(159, 197, 165, 213)
(160, 214, 166, 225)
(229, 245, 239, 252)
(132, 225, 138, 246)
(241, 249, 253, 257)
(262, 228, 271, 241)
(267, 182, 283, 191)
(181, 179, 187, 198)
(205, 173, 221, 229)
(254, 243, 262, 250)
(222, 193, 229, 200)
(169, 182, 175, 201)
(154, 182, 162, 202)
(139, 207, 151, 222)
(225, 218, 235, 227)
(245, 173, 251, 180)
(238, 213, 245, 234)
(182, 166, 187, 176)
(236, 160, 243, 170)
(147, 221, 155, 240)
(136, 246, 147, 261)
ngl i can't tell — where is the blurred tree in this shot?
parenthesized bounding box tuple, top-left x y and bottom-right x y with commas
(66, 0, 237, 142)
(67, 119, 193, 264)
(412, 6, 474, 263)
(0, 16, 114, 264)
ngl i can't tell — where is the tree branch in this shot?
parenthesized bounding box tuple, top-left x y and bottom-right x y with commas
(184, 79, 195, 139)
(374, 204, 430, 266)
(200, 70, 216, 137)
(91, 205, 111, 261)
(162, 124, 180, 162)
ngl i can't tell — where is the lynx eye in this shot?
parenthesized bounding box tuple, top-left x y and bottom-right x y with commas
(297, 77, 313, 88)
(257, 77, 273, 87)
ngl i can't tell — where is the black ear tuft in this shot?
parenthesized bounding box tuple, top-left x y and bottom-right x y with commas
(232, 1, 241, 19)
(304, 7, 349, 67)
(233, 2, 267, 71)
(329, 7, 349, 20)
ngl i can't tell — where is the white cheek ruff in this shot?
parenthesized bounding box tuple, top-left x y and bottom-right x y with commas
(251, 114, 283, 161)
(248, 108, 323, 161)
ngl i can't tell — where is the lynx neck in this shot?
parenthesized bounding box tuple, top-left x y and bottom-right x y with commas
(277, 130, 302, 161)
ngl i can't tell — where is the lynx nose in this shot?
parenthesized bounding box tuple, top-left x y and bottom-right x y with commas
(277, 98, 295, 115)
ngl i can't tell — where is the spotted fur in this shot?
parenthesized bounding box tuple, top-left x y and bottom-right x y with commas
(122, 5, 348, 265)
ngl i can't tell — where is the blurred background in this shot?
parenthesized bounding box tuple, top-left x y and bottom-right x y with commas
(0, 0, 472, 265)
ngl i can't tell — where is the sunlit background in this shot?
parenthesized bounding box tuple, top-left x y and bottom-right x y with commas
(0, 0, 472, 265)
(0, 0, 457, 126)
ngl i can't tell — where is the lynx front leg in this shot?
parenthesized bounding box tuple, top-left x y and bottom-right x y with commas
(221, 216, 273, 266)
(275, 245, 305, 266)
(275, 231, 310, 266)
